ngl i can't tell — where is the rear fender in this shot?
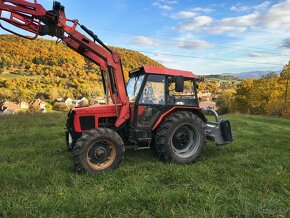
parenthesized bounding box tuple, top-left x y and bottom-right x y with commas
(152, 106, 206, 131)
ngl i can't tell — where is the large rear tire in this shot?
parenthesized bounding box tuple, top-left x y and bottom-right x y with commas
(73, 128, 125, 173)
(155, 111, 205, 164)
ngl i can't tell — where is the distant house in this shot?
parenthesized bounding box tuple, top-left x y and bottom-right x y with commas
(78, 97, 89, 104)
(63, 97, 73, 105)
(90, 97, 106, 105)
(19, 101, 29, 110)
(198, 90, 212, 101)
(73, 97, 89, 107)
(0, 100, 20, 115)
(199, 101, 218, 110)
(30, 99, 47, 111)
(72, 100, 79, 107)
(0, 100, 20, 114)
(0, 108, 16, 115)
(54, 98, 64, 102)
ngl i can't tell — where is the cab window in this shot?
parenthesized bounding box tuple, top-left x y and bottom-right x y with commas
(139, 75, 165, 105)
(167, 77, 197, 105)
(127, 75, 144, 103)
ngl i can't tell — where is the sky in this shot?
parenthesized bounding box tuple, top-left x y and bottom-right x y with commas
(1, 0, 290, 75)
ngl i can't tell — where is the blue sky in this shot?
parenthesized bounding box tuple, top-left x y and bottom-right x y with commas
(1, 0, 290, 74)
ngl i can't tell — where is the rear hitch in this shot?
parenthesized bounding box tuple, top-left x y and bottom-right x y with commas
(203, 108, 233, 145)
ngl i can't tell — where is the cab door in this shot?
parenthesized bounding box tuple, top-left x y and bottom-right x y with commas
(135, 74, 166, 128)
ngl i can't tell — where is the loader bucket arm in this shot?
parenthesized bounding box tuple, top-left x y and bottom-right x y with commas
(0, 0, 130, 127)
(0, 0, 50, 39)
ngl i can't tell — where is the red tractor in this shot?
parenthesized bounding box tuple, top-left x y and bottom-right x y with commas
(0, 0, 233, 173)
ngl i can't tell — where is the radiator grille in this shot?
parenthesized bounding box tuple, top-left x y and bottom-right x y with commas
(80, 116, 95, 130)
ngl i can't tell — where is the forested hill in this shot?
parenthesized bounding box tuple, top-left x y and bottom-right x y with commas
(0, 34, 163, 101)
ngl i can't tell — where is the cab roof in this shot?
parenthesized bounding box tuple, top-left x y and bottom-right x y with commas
(130, 66, 197, 79)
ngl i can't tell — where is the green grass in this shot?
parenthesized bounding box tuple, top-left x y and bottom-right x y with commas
(0, 113, 289, 217)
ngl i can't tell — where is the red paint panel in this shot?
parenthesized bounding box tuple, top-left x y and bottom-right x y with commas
(143, 66, 197, 79)
(152, 106, 199, 130)
(138, 106, 146, 116)
(73, 105, 120, 132)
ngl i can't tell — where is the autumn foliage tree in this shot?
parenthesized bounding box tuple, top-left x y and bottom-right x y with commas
(0, 35, 163, 103)
(226, 63, 290, 118)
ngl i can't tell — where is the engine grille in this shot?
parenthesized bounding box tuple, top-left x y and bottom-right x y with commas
(80, 116, 95, 130)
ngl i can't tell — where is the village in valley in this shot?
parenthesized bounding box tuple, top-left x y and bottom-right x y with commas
(0, 88, 220, 115)
(0, 75, 236, 115)
(0, 96, 107, 115)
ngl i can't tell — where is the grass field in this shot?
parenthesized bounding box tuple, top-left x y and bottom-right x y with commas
(0, 113, 289, 217)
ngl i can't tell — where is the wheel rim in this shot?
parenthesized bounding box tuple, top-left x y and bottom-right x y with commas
(171, 123, 200, 158)
(86, 140, 116, 171)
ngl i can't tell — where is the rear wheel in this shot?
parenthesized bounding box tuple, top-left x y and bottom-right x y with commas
(155, 111, 205, 163)
(73, 128, 125, 173)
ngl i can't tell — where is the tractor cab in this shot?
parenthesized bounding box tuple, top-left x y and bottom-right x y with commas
(126, 66, 203, 146)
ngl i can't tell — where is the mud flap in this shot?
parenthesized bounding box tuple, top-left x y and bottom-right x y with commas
(220, 120, 233, 143)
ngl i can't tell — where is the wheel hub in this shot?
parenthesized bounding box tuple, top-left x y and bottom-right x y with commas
(171, 123, 200, 158)
(89, 143, 112, 165)
(178, 133, 189, 145)
(95, 147, 106, 158)
(173, 127, 191, 149)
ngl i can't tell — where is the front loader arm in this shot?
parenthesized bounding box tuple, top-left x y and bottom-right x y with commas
(0, 0, 130, 127)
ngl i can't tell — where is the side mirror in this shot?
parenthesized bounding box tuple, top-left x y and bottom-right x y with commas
(175, 76, 184, 92)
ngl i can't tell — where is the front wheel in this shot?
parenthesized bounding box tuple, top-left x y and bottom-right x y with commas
(155, 111, 205, 164)
(73, 128, 125, 173)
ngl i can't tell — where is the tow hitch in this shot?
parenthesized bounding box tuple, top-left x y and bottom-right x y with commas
(203, 109, 233, 145)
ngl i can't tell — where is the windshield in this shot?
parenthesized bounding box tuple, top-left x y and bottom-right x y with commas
(126, 75, 145, 102)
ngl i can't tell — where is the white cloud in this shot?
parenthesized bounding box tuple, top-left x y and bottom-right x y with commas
(260, 0, 290, 28)
(230, 1, 271, 13)
(248, 52, 270, 57)
(169, 6, 213, 20)
(153, 0, 177, 11)
(130, 36, 160, 47)
(159, 0, 177, 4)
(170, 11, 196, 19)
(159, 5, 172, 10)
(176, 40, 213, 49)
(176, 0, 290, 34)
(177, 16, 213, 32)
(191, 7, 213, 13)
(252, 1, 271, 11)
(230, 5, 250, 12)
(218, 13, 260, 27)
(129, 34, 213, 50)
(205, 26, 247, 34)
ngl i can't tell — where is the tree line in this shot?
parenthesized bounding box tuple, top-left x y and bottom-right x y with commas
(217, 63, 290, 119)
(0, 35, 163, 103)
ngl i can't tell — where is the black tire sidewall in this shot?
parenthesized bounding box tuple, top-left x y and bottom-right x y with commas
(163, 114, 205, 163)
(74, 128, 124, 173)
